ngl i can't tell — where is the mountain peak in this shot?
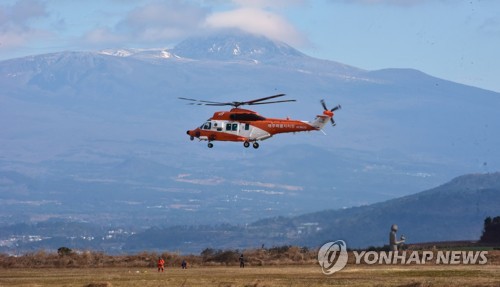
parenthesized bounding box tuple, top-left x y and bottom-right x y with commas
(172, 31, 306, 61)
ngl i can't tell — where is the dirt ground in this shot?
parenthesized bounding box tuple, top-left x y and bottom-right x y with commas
(0, 264, 499, 287)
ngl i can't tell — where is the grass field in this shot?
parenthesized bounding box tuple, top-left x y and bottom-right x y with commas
(1, 264, 499, 287)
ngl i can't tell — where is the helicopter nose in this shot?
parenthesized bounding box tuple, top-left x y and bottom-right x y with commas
(187, 130, 196, 140)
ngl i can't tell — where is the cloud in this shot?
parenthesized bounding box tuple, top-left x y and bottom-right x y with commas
(82, 1, 209, 47)
(1, 0, 308, 56)
(1, 0, 47, 25)
(205, 7, 307, 46)
(117, 1, 209, 41)
(82, 0, 307, 48)
(0, 0, 50, 49)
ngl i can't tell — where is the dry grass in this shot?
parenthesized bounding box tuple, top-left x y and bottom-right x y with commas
(0, 264, 499, 287)
(0, 250, 498, 286)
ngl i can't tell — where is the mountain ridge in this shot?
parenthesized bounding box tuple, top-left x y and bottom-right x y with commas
(122, 172, 500, 252)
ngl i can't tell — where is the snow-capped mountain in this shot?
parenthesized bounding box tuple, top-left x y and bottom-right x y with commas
(96, 31, 306, 62)
(0, 31, 499, 230)
(172, 31, 306, 61)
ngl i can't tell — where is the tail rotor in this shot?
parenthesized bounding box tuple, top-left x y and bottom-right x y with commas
(320, 99, 341, 126)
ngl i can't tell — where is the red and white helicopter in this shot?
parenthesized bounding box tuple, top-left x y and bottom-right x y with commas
(180, 94, 340, 148)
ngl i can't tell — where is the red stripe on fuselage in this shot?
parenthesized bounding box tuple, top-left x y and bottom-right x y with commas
(252, 119, 317, 135)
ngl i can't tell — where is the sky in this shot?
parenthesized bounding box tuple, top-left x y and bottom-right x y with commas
(1, 0, 499, 92)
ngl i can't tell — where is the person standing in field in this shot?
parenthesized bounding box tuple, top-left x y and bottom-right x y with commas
(239, 254, 245, 268)
(157, 257, 165, 272)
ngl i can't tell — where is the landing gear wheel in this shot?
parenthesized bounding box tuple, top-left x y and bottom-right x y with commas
(208, 143, 213, 148)
(252, 142, 259, 149)
(243, 142, 250, 148)
(190, 136, 194, 141)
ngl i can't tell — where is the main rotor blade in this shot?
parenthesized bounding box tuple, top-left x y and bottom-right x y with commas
(199, 103, 235, 106)
(179, 94, 292, 108)
(178, 97, 232, 105)
(247, 99, 296, 106)
(244, 94, 286, 105)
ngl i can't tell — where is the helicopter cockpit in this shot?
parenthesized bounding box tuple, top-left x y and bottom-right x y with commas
(200, 122, 211, 130)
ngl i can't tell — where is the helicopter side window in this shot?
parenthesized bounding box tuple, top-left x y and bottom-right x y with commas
(225, 122, 239, 131)
(244, 123, 250, 130)
(203, 122, 211, 130)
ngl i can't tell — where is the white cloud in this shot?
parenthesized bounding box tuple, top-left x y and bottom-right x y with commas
(80, 0, 307, 48)
(205, 7, 306, 46)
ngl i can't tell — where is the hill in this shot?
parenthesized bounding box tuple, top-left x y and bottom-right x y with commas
(124, 172, 500, 252)
(287, 172, 500, 248)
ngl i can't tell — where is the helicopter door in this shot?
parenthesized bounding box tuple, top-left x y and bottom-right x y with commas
(238, 123, 251, 137)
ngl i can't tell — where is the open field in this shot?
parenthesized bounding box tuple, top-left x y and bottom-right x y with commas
(0, 264, 499, 287)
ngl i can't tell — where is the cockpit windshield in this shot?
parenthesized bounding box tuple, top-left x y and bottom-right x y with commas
(200, 122, 211, 130)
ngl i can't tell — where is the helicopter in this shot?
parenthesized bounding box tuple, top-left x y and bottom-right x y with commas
(180, 94, 340, 148)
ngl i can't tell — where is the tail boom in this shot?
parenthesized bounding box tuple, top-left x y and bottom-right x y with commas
(309, 110, 334, 130)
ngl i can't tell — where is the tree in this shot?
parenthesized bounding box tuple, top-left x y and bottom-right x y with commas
(480, 216, 500, 243)
(200, 248, 215, 262)
(57, 247, 73, 256)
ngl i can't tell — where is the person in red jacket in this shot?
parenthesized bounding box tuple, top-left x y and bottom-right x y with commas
(157, 257, 165, 272)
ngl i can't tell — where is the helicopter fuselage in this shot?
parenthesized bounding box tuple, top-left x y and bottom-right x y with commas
(186, 108, 333, 148)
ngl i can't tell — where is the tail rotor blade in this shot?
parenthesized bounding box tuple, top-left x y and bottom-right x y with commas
(320, 99, 328, 111)
(331, 105, 341, 112)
